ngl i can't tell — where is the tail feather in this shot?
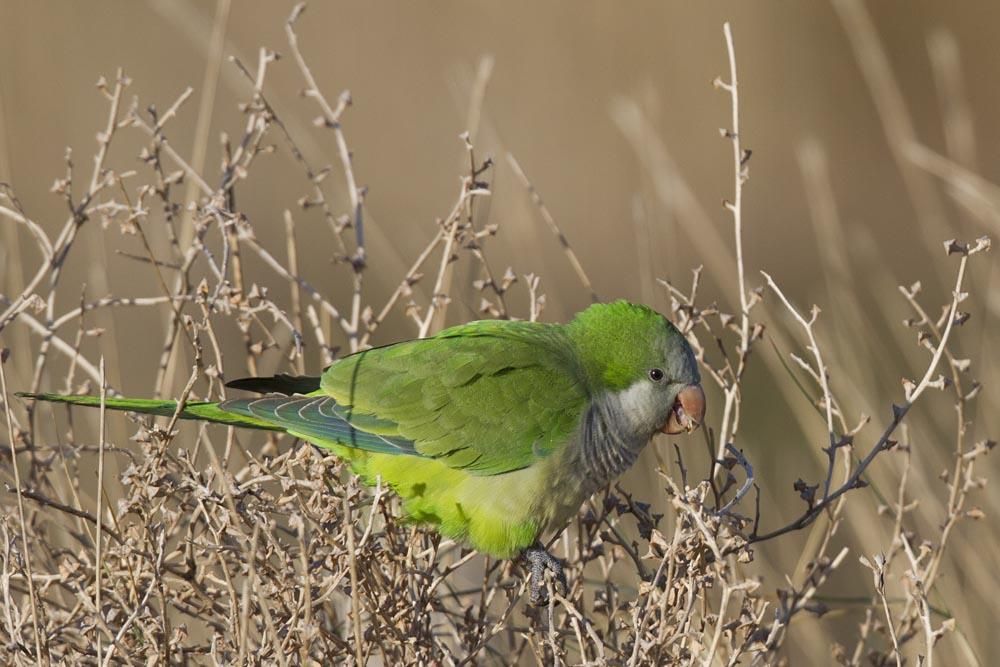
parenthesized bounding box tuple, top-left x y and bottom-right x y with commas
(16, 393, 282, 431)
(17, 392, 419, 457)
(225, 373, 322, 396)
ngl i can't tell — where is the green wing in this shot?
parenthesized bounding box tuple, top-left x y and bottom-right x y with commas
(320, 320, 587, 475)
(229, 321, 568, 477)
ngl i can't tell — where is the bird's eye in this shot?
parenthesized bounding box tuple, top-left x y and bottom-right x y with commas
(648, 368, 665, 383)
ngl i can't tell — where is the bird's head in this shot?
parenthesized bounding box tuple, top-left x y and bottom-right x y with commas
(568, 300, 705, 439)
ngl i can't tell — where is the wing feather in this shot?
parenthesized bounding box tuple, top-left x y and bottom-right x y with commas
(220, 395, 416, 455)
(319, 320, 587, 475)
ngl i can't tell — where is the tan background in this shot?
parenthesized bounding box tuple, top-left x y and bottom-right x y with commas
(2, 1, 998, 662)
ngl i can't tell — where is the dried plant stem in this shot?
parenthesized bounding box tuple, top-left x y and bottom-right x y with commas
(714, 22, 755, 463)
(284, 211, 306, 373)
(343, 490, 365, 666)
(750, 246, 976, 545)
(759, 273, 837, 495)
(360, 229, 444, 348)
(0, 69, 125, 342)
(864, 553, 903, 666)
(254, 530, 289, 667)
(177, 0, 230, 246)
(702, 583, 734, 666)
(286, 3, 368, 353)
(13, 311, 105, 387)
(927, 29, 976, 169)
(0, 204, 52, 260)
(506, 154, 598, 303)
(2, 353, 44, 664)
(238, 230, 352, 334)
(237, 523, 258, 664)
(418, 180, 489, 337)
(95, 357, 107, 665)
(419, 212, 462, 337)
(101, 531, 162, 666)
(905, 142, 1000, 221)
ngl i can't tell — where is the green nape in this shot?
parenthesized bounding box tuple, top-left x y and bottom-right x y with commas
(16, 392, 282, 431)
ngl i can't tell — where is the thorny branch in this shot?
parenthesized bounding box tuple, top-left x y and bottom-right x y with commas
(751, 237, 988, 546)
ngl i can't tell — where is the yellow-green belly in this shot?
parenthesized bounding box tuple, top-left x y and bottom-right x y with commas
(318, 442, 587, 559)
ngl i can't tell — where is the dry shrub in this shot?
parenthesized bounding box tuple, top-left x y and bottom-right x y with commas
(0, 6, 995, 666)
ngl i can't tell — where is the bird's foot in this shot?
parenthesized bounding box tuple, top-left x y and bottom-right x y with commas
(522, 545, 567, 606)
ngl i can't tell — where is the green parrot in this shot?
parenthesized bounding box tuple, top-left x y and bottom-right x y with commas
(19, 300, 705, 603)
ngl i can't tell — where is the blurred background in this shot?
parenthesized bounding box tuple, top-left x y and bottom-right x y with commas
(1, 0, 998, 662)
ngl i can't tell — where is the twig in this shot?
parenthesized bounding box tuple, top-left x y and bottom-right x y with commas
(716, 443, 755, 514)
(760, 272, 837, 497)
(506, 154, 598, 303)
(343, 487, 365, 666)
(96, 358, 107, 664)
(1, 350, 44, 663)
(745, 242, 982, 546)
(713, 22, 756, 463)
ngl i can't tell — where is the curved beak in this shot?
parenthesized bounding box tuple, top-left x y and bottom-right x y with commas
(663, 384, 706, 435)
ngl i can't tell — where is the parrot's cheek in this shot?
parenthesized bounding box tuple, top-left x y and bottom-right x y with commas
(662, 384, 706, 435)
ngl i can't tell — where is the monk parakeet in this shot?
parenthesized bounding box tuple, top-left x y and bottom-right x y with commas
(20, 300, 705, 603)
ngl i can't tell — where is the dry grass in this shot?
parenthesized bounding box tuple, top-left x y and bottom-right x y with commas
(0, 6, 996, 665)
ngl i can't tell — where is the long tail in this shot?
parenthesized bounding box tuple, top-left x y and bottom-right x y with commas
(17, 389, 417, 456)
(16, 393, 282, 431)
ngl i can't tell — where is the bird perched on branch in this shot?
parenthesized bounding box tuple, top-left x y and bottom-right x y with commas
(20, 300, 705, 604)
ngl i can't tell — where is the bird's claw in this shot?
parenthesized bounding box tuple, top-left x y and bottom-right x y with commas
(523, 545, 567, 606)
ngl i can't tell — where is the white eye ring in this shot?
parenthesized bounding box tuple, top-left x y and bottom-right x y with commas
(648, 368, 665, 382)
